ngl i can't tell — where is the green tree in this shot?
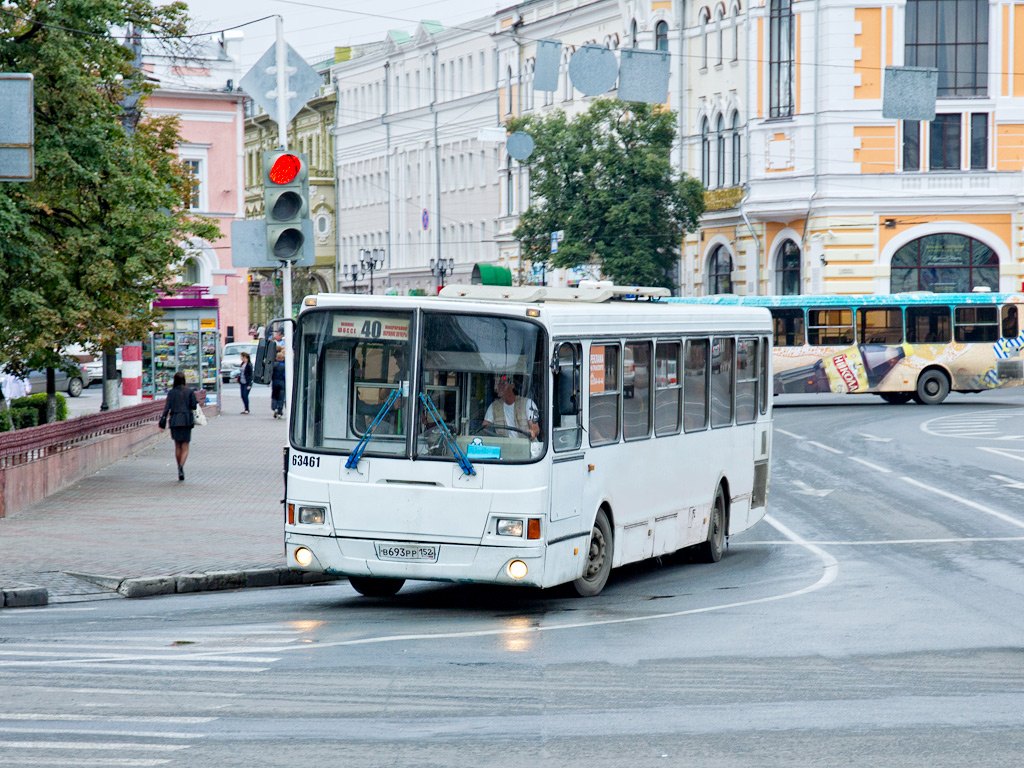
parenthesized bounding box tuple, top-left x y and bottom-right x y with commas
(0, 1, 218, 419)
(510, 99, 704, 290)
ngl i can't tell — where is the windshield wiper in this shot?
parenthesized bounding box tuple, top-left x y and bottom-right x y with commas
(345, 387, 402, 470)
(418, 392, 475, 476)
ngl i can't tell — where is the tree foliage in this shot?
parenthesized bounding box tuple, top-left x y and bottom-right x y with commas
(0, 0, 219, 378)
(510, 99, 704, 290)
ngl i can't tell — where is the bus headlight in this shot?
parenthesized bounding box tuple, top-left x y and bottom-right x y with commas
(497, 518, 524, 537)
(507, 560, 528, 579)
(298, 505, 326, 524)
(294, 547, 314, 567)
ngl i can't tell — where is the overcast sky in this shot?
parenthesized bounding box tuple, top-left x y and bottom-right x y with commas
(184, 0, 501, 69)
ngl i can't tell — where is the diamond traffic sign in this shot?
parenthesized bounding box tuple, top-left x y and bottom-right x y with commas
(239, 43, 321, 125)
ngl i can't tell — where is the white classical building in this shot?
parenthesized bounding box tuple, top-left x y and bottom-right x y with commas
(331, 19, 505, 294)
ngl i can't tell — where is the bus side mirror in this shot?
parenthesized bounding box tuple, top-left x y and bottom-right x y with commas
(556, 369, 577, 416)
(253, 338, 274, 385)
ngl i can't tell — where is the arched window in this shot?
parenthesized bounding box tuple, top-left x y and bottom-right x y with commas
(631, 19, 639, 48)
(769, 0, 794, 117)
(715, 115, 725, 187)
(890, 233, 999, 293)
(731, 2, 741, 61)
(506, 66, 514, 114)
(700, 117, 711, 187)
(715, 6, 725, 66)
(731, 111, 742, 185)
(707, 246, 734, 294)
(699, 10, 710, 68)
(776, 239, 801, 295)
(183, 258, 200, 284)
(655, 21, 669, 52)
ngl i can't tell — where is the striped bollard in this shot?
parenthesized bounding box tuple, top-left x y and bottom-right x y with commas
(121, 343, 143, 406)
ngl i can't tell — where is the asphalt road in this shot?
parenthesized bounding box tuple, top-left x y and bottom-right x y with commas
(1, 389, 1023, 767)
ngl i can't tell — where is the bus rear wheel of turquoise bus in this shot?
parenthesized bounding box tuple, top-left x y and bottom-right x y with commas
(913, 369, 950, 405)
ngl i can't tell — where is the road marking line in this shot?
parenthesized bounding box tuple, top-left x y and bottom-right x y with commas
(13, 687, 243, 699)
(0, 727, 201, 740)
(990, 474, 1024, 490)
(0, 662, 271, 672)
(858, 433, 892, 443)
(0, 759, 171, 767)
(807, 440, 843, 455)
(774, 428, 805, 440)
(0, 741, 186, 752)
(0, 716, 216, 724)
(899, 476, 1024, 530)
(0, 650, 278, 663)
(736, 537, 1024, 546)
(848, 456, 892, 473)
(978, 446, 1024, 464)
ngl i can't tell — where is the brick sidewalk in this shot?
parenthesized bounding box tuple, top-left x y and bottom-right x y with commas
(0, 385, 290, 598)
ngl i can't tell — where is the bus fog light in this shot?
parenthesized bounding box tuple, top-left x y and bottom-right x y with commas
(497, 519, 524, 537)
(298, 505, 326, 524)
(294, 547, 313, 567)
(507, 560, 528, 579)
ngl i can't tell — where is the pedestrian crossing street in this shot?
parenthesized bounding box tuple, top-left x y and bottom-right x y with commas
(0, 622, 304, 765)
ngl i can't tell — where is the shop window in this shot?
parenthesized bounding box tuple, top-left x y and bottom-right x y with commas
(890, 233, 999, 293)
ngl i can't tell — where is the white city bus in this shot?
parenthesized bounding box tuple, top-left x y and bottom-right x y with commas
(264, 284, 773, 597)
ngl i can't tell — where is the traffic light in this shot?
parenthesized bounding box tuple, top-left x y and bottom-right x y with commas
(263, 150, 309, 261)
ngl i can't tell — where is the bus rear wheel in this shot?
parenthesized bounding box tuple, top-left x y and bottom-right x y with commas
(879, 392, 913, 404)
(572, 508, 612, 597)
(348, 576, 405, 597)
(699, 490, 726, 563)
(913, 370, 950, 405)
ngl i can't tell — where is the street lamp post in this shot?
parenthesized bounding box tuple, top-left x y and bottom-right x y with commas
(359, 248, 385, 295)
(430, 257, 454, 292)
(342, 262, 363, 293)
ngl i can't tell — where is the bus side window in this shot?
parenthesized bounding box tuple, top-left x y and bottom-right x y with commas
(759, 336, 770, 415)
(954, 306, 999, 343)
(684, 338, 709, 432)
(553, 342, 582, 452)
(710, 337, 735, 428)
(771, 308, 805, 346)
(858, 307, 903, 344)
(807, 309, 854, 346)
(623, 341, 652, 441)
(654, 341, 682, 436)
(736, 338, 758, 425)
(589, 343, 620, 446)
(905, 305, 951, 343)
(1002, 305, 1019, 339)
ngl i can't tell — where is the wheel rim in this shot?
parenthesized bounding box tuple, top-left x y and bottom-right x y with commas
(584, 523, 607, 580)
(924, 378, 939, 396)
(69, 379, 82, 396)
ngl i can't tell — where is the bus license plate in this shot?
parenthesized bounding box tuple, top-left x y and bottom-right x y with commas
(375, 542, 438, 562)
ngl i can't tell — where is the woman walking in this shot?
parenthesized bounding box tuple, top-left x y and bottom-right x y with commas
(271, 348, 286, 419)
(238, 351, 253, 414)
(159, 371, 197, 481)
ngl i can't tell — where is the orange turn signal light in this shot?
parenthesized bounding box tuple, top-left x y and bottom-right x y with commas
(287, 503, 295, 525)
(527, 518, 541, 539)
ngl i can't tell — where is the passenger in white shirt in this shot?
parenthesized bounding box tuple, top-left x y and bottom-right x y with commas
(482, 375, 539, 440)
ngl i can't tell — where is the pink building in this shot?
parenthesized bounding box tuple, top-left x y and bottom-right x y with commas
(143, 33, 249, 345)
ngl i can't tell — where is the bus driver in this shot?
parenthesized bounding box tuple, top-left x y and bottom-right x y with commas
(482, 375, 540, 440)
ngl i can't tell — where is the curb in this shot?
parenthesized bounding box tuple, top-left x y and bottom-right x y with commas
(1, 568, 343, 608)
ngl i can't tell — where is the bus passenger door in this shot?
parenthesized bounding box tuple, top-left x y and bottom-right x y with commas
(550, 342, 584, 524)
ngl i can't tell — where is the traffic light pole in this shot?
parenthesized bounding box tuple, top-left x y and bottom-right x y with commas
(276, 16, 293, 431)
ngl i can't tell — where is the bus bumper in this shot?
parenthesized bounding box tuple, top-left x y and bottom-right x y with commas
(285, 532, 552, 588)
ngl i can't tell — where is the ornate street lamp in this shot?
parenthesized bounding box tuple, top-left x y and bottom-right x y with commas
(430, 257, 455, 292)
(342, 262, 364, 293)
(359, 248, 386, 295)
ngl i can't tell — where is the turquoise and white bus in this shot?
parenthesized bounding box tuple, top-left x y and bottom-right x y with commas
(670, 292, 1024, 404)
(258, 284, 773, 597)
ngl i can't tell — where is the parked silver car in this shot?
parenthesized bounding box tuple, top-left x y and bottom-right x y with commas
(27, 364, 86, 397)
(219, 342, 258, 382)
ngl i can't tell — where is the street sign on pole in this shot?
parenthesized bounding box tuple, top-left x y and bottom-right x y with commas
(239, 43, 321, 126)
(0, 73, 34, 182)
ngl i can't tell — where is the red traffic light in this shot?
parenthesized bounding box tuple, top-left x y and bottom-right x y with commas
(268, 154, 302, 185)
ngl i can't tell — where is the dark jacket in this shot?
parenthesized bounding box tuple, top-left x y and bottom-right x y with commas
(271, 360, 285, 390)
(162, 385, 197, 428)
(239, 361, 253, 386)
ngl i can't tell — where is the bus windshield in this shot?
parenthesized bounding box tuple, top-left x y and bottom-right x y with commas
(293, 308, 546, 463)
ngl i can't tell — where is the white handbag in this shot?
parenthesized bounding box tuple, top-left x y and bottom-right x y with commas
(193, 404, 208, 427)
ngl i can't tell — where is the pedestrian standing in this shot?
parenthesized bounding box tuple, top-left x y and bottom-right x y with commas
(271, 348, 286, 419)
(238, 351, 253, 414)
(159, 371, 197, 481)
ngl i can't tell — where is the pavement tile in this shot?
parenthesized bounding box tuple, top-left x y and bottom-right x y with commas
(0, 385, 290, 599)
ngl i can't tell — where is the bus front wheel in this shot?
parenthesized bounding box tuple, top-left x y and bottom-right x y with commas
(699, 490, 726, 563)
(913, 370, 950, 405)
(348, 576, 405, 597)
(572, 508, 612, 597)
(879, 392, 913, 404)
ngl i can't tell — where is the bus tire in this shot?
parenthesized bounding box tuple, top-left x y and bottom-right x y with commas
(699, 490, 726, 563)
(348, 576, 405, 597)
(879, 392, 913, 404)
(913, 369, 950, 405)
(572, 507, 612, 597)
